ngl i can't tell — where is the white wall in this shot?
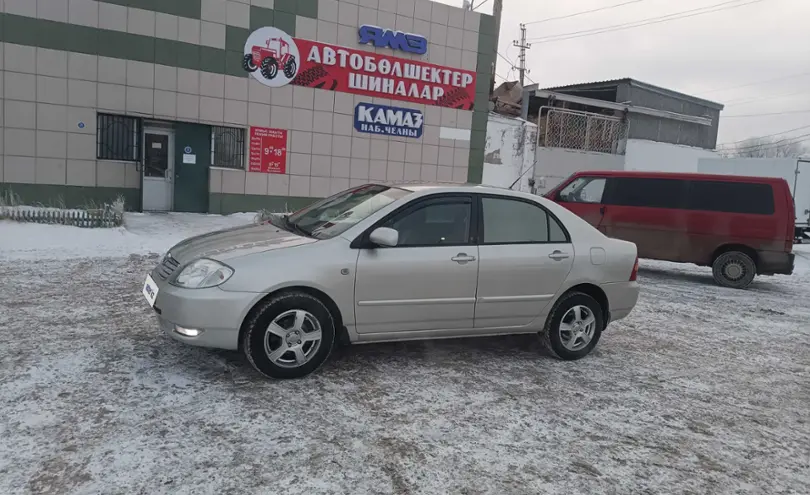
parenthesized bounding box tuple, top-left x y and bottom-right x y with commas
(624, 139, 717, 173)
(533, 148, 625, 193)
(481, 114, 537, 193)
(696, 157, 797, 184)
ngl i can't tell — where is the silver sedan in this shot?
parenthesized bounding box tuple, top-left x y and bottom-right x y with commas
(142, 183, 640, 379)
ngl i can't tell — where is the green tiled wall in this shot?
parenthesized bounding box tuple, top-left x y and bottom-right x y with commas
(99, 0, 203, 20)
(209, 193, 317, 215)
(0, 183, 142, 211)
(468, 12, 496, 184)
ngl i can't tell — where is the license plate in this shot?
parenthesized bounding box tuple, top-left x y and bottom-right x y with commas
(143, 274, 159, 307)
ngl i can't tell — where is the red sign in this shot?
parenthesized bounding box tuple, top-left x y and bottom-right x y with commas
(249, 127, 287, 174)
(289, 38, 477, 110)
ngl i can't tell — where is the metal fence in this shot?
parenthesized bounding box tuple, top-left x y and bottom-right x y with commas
(97, 113, 142, 161)
(538, 107, 629, 155)
(0, 207, 123, 228)
(211, 126, 246, 169)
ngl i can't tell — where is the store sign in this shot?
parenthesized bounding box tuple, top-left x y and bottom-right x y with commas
(354, 103, 424, 138)
(243, 27, 475, 110)
(249, 126, 287, 174)
(358, 25, 428, 55)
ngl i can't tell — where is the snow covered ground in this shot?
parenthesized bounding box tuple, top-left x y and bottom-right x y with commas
(0, 215, 809, 494)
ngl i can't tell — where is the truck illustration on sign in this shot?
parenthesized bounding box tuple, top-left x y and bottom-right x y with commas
(243, 36, 297, 81)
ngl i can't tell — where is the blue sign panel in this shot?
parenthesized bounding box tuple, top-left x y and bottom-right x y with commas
(358, 25, 428, 55)
(354, 103, 424, 139)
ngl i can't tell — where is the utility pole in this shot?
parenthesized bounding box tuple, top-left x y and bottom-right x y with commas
(512, 23, 531, 86)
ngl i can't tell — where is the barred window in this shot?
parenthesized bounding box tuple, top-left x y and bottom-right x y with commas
(97, 114, 142, 161)
(211, 126, 245, 169)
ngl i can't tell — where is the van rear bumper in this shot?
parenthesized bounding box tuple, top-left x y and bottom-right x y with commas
(758, 251, 795, 276)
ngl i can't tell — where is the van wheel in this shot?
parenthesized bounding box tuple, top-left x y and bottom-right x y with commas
(242, 291, 335, 379)
(542, 292, 604, 360)
(712, 251, 756, 289)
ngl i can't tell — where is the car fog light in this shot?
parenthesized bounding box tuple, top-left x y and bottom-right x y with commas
(175, 325, 202, 337)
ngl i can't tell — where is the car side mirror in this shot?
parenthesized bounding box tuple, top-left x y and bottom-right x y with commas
(368, 227, 398, 247)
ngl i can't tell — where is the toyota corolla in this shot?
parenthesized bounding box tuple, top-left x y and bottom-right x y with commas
(142, 183, 640, 379)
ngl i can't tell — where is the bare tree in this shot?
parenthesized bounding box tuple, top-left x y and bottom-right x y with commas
(723, 135, 808, 158)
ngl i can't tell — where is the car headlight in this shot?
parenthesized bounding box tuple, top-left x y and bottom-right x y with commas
(171, 259, 234, 289)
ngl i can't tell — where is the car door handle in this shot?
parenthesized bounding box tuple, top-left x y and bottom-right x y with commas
(451, 253, 476, 263)
(548, 250, 570, 261)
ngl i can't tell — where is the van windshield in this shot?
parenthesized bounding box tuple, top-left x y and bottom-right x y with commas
(285, 185, 412, 239)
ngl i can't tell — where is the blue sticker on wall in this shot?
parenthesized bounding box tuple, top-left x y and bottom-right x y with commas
(354, 102, 424, 139)
(77, 122, 85, 129)
(184, 146, 193, 154)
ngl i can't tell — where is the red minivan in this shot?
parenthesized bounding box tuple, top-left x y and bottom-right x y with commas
(546, 171, 795, 288)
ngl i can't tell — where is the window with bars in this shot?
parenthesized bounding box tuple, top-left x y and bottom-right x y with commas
(97, 114, 142, 161)
(211, 126, 246, 169)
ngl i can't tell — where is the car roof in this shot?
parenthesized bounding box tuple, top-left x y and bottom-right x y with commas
(394, 182, 522, 195)
(569, 170, 789, 185)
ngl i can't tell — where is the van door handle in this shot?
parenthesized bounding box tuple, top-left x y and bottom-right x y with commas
(451, 253, 476, 263)
(548, 250, 570, 261)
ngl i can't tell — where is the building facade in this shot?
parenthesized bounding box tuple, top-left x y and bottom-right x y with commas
(0, 0, 496, 213)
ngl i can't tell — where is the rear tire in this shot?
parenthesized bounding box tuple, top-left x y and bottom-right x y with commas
(242, 291, 335, 379)
(242, 53, 258, 73)
(542, 292, 604, 361)
(712, 251, 756, 289)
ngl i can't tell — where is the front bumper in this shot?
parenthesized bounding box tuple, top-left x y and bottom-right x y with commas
(150, 282, 259, 350)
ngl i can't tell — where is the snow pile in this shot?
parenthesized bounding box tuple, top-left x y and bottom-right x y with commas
(0, 212, 255, 261)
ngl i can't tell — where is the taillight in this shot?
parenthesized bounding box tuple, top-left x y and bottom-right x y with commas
(629, 256, 639, 281)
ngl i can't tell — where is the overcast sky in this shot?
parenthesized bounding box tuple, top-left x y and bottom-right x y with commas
(435, 0, 810, 147)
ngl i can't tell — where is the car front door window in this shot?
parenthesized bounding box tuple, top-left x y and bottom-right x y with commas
(384, 201, 472, 247)
(560, 177, 606, 204)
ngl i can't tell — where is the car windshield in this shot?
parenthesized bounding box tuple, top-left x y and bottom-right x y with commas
(286, 184, 412, 239)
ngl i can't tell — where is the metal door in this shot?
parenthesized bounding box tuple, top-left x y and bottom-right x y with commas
(142, 130, 174, 212)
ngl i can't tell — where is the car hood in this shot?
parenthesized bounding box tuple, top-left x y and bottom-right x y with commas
(167, 222, 317, 263)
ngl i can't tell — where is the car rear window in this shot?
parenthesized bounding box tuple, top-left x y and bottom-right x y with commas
(687, 181, 774, 215)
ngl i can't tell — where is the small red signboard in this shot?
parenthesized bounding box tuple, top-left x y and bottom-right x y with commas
(249, 126, 287, 174)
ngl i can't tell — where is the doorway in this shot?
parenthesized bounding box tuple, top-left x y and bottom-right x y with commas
(142, 129, 175, 211)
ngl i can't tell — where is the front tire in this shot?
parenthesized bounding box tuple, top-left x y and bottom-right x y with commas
(243, 292, 335, 379)
(542, 292, 604, 360)
(260, 56, 278, 80)
(712, 251, 756, 289)
(283, 58, 297, 79)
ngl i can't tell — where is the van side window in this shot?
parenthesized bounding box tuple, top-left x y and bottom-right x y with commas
(606, 178, 687, 209)
(559, 177, 606, 204)
(688, 181, 775, 215)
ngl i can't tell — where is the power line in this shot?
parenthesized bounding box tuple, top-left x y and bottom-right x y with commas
(700, 70, 810, 95)
(526, 0, 765, 44)
(717, 124, 810, 146)
(526, 0, 757, 41)
(722, 132, 810, 151)
(722, 134, 810, 154)
(724, 89, 809, 106)
(472, 0, 490, 10)
(723, 108, 810, 118)
(525, 0, 646, 26)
